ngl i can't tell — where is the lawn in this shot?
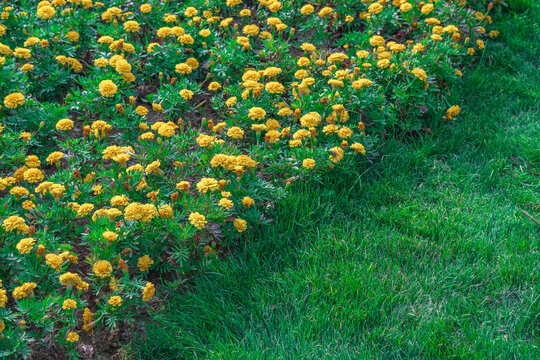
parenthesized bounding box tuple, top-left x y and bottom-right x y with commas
(131, 4, 540, 359)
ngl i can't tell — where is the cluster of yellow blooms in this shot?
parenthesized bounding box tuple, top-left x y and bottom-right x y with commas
(0, 0, 496, 354)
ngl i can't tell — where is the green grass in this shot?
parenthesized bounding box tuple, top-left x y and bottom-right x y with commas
(130, 6, 540, 359)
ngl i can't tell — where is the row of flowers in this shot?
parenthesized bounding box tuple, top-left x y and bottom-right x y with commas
(0, 0, 498, 357)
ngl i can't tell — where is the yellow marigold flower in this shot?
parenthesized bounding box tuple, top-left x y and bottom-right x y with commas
(318, 6, 333, 17)
(103, 230, 119, 243)
(327, 53, 348, 64)
(289, 140, 302, 148)
(300, 112, 322, 128)
(369, 36, 385, 48)
(62, 299, 77, 310)
(93, 260, 113, 278)
(176, 181, 190, 191)
(242, 70, 260, 82)
(233, 218, 247, 233)
(175, 63, 192, 75)
(265, 81, 285, 94)
(368, 3, 383, 14)
(352, 79, 374, 90)
(77, 203, 94, 217)
(137, 255, 154, 272)
(277, 107, 293, 116)
(0, 24, 8, 37)
(98, 35, 114, 44)
(158, 124, 176, 137)
(56, 118, 74, 131)
(10, 186, 29, 197)
(2, 215, 27, 233)
(65, 31, 79, 42)
(412, 68, 428, 81)
(329, 147, 344, 163)
(157, 27, 172, 38)
(37, 5, 56, 19)
(225, 97, 237, 107)
(147, 42, 160, 53)
(115, 59, 131, 74)
(265, 130, 281, 143)
(241, 196, 255, 208)
(83, 308, 94, 324)
(237, 36, 250, 47)
(351, 143, 366, 155)
(13, 282, 37, 299)
(0, 289, 7, 307)
(199, 29, 211, 37)
(377, 59, 390, 69)
(248, 107, 266, 120)
(400, 3, 413, 12)
(141, 132, 155, 140)
(208, 81, 221, 91)
(227, 0, 242, 6)
(124, 202, 157, 222)
(21, 63, 34, 72)
(184, 7, 198, 17)
(446, 105, 461, 119)
(142, 282, 155, 301)
(123, 20, 140, 32)
(197, 178, 219, 193)
(77, 280, 89, 291)
(294, 69, 308, 80)
(213, 122, 227, 133)
(59, 272, 82, 289)
(159, 205, 173, 219)
(4, 92, 25, 109)
(300, 4, 314, 15)
(145, 160, 161, 175)
(425, 17, 441, 25)
(303, 158, 316, 169)
(421, 4, 434, 14)
(0, 44, 12, 56)
(186, 57, 200, 70)
(19, 131, 31, 141)
(180, 34, 194, 45)
(297, 57, 310, 67)
(22, 200, 35, 210)
(243, 24, 260, 36)
(46, 254, 63, 271)
(49, 184, 66, 199)
(179, 89, 194, 100)
(219, 198, 234, 209)
(140, 3, 152, 13)
(94, 57, 108, 67)
(16, 237, 35, 254)
(14, 47, 31, 59)
(99, 80, 118, 97)
(227, 126, 244, 139)
(189, 212, 207, 230)
(196, 134, 216, 148)
(66, 332, 79, 342)
(110, 195, 129, 207)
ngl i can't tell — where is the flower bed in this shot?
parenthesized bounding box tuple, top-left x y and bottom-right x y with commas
(0, 0, 499, 357)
